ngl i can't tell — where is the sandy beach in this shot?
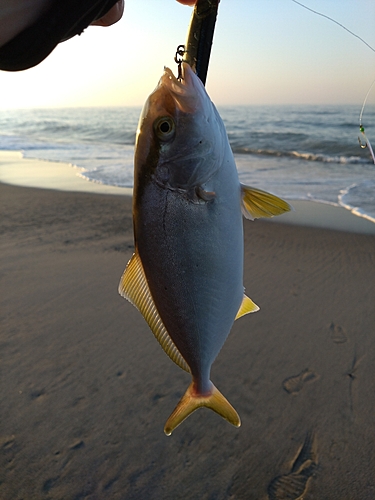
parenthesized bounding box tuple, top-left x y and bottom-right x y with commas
(1, 157, 375, 498)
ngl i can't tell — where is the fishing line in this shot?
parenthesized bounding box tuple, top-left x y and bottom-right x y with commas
(291, 0, 375, 53)
(359, 78, 375, 164)
(291, 0, 375, 164)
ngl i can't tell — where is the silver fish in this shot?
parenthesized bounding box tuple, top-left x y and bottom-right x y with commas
(119, 62, 291, 435)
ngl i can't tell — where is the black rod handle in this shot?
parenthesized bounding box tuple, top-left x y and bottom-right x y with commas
(183, 0, 220, 86)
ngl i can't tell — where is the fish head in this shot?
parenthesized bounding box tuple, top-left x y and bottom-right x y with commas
(134, 62, 226, 194)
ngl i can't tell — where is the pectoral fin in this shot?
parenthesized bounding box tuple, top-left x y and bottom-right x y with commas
(118, 251, 190, 373)
(235, 294, 260, 320)
(241, 184, 292, 220)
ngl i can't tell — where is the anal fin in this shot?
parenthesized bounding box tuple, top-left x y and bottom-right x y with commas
(118, 251, 190, 373)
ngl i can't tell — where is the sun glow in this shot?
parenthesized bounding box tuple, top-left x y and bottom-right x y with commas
(0, 0, 374, 109)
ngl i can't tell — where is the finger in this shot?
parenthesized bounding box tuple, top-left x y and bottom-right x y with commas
(176, 0, 197, 5)
(91, 0, 124, 26)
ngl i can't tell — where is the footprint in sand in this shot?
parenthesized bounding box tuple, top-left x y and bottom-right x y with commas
(1, 435, 15, 450)
(329, 322, 348, 344)
(282, 369, 318, 395)
(268, 432, 317, 500)
(69, 439, 85, 451)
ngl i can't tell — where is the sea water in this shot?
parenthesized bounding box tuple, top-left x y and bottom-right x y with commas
(0, 105, 374, 223)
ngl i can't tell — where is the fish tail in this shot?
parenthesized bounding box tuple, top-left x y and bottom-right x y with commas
(164, 381, 241, 436)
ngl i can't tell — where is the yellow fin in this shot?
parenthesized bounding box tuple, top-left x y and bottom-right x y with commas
(235, 294, 260, 320)
(164, 381, 241, 436)
(241, 184, 293, 220)
(118, 252, 190, 373)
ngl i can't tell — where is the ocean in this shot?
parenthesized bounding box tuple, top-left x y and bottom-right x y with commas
(0, 104, 374, 223)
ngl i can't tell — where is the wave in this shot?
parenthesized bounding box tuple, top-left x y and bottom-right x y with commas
(339, 181, 375, 224)
(232, 147, 371, 164)
(79, 162, 134, 188)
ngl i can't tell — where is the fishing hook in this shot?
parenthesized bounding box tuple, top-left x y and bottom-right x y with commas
(174, 45, 185, 81)
(358, 126, 367, 148)
(358, 125, 375, 163)
(358, 137, 367, 149)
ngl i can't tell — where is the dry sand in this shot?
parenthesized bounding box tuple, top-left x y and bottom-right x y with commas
(1, 181, 375, 500)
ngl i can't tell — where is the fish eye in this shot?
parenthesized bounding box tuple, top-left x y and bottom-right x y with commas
(154, 116, 175, 141)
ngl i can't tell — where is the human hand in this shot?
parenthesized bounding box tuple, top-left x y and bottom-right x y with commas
(91, 0, 196, 28)
(91, 0, 125, 27)
(0, 0, 198, 71)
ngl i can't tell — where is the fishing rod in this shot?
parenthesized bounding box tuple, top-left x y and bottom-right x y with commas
(175, 0, 220, 86)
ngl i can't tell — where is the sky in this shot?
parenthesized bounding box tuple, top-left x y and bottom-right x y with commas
(0, 0, 374, 109)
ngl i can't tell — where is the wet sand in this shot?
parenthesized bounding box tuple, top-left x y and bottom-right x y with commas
(1, 181, 375, 499)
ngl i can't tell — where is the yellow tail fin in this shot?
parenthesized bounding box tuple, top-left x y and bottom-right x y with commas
(164, 381, 241, 436)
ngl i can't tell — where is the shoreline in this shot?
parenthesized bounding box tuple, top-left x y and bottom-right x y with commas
(1, 150, 374, 234)
(0, 150, 132, 196)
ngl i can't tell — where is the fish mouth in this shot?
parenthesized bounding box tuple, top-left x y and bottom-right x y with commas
(160, 62, 204, 113)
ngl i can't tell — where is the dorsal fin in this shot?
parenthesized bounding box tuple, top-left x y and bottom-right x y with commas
(240, 184, 292, 220)
(118, 252, 190, 373)
(235, 294, 260, 320)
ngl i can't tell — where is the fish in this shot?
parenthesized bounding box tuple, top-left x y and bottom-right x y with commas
(119, 62, 291, 435)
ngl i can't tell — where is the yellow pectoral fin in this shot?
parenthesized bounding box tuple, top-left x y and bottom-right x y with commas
(241, 184, 293, 220)
(235, 294, 260, 320)
(118, 251, 190, 373)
